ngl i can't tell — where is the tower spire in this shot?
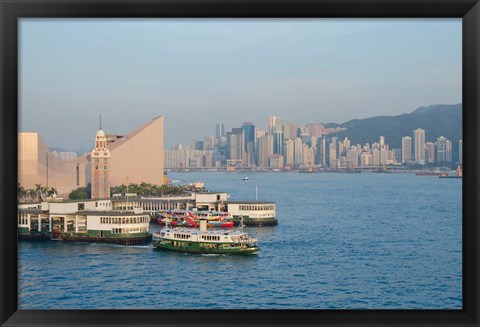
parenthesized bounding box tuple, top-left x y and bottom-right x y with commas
(99, 115, 102, 130)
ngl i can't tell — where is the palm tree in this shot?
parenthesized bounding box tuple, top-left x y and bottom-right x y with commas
(33, 184, 43, 201)
(17, 183, 23, 197)
(27, 188, 37, 201)
(17, 183, 27, 202)
(142, 182, 155, 196)
(40, 186, 49, 201)
(47, 187, 57, 198)
(139, 182, 147, 196)
(129, 183, 140, 196)
(151, 185, 160, 196)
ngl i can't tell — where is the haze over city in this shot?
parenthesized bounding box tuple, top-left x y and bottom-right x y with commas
(19, 18, 461, 150)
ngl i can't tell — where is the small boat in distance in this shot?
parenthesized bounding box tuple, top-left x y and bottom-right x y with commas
(439, 165, 463, 179)
(243, 176, 249, 181)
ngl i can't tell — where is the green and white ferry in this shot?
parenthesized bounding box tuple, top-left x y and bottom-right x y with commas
(152, 219, 259, 254)
(226, 201, 277, 227)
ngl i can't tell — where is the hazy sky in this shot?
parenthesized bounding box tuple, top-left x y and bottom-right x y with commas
(19, 18, 461, 150)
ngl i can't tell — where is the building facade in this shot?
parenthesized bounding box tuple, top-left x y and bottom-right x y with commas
(18, 116, 165, 196)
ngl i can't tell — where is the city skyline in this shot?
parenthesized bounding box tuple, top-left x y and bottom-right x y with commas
(19, 18, 461, 149)
(164, 117, 461, 171)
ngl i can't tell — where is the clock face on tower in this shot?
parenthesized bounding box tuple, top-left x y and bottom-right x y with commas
(94, 165, 99, 170)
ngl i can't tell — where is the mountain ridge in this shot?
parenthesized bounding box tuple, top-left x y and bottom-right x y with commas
(325, 103, 462, 162)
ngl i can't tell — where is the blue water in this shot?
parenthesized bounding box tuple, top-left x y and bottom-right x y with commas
(18, 172, 462, 309)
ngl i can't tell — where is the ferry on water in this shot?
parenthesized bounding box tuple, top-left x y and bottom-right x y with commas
(156, 210, 234, 227)
(152, 219, 259, 254)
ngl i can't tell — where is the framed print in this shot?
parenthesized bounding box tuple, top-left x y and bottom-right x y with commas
(1, 0, 479, 326)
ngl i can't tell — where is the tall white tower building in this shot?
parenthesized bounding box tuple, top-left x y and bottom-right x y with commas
(402, 136, 412, 163)
(414, 128, 426, 164)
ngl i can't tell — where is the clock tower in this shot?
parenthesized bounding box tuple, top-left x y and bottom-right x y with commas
(91, 123, 110, 199)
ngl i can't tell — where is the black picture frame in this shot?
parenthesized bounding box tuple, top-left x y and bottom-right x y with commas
(1, 0, 479, 326)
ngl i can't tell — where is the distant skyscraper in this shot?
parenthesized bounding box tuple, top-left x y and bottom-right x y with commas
(290, 123, 298, 139)
(328, 137, 338, 168)
(342, 137, 350, 153)
(294, 138, 303, 164)
(379, 136, 385, 147)
(347, 146, 358, 168)
(446, 139, 452, 163)
(273, 130, 284, 155)
(241, 122, 255, 166)
(215, 123, 225, 138)
(242, 122, 255, 151)
(435, 136, 447, 164)
(203, 136, 215, 150)
(329, 144, 337, 168)
(284, 139, 294, 165)
(380, 148, 388, 165)
(426, 142, 435, 164)
(414, 128, 426, 164)
(283, 119, 293, 140)
(195, 141, 204, 150)
(361, 152, 372, 166)
(274, 118, 293, 140)
(372, 148, 380, 166)
(392, 148, 402, 163)
(303, 144, 314, 166)
(315, 137, 326, 167)
(257, 135, 273, 169)
(402, 136, 412, 163)
(268, 116, 278, 135)
(255, 129, 266, 140)
(226, 128, 244, 161)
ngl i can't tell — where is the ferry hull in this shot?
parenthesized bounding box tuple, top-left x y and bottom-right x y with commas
(153, 240, 259, 254)
(61, 234, 152, 245)
(232, 217, 278, 227)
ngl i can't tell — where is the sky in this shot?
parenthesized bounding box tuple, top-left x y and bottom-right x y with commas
(19, 18, 462, 151)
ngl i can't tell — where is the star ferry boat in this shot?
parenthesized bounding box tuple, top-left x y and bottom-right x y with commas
(152, 220, 259, 254)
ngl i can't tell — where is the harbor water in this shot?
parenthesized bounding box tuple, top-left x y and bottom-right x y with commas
(18, 172, 462, 309)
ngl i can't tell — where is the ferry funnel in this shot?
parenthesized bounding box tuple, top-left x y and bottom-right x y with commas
(199, 219, 207, 232)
